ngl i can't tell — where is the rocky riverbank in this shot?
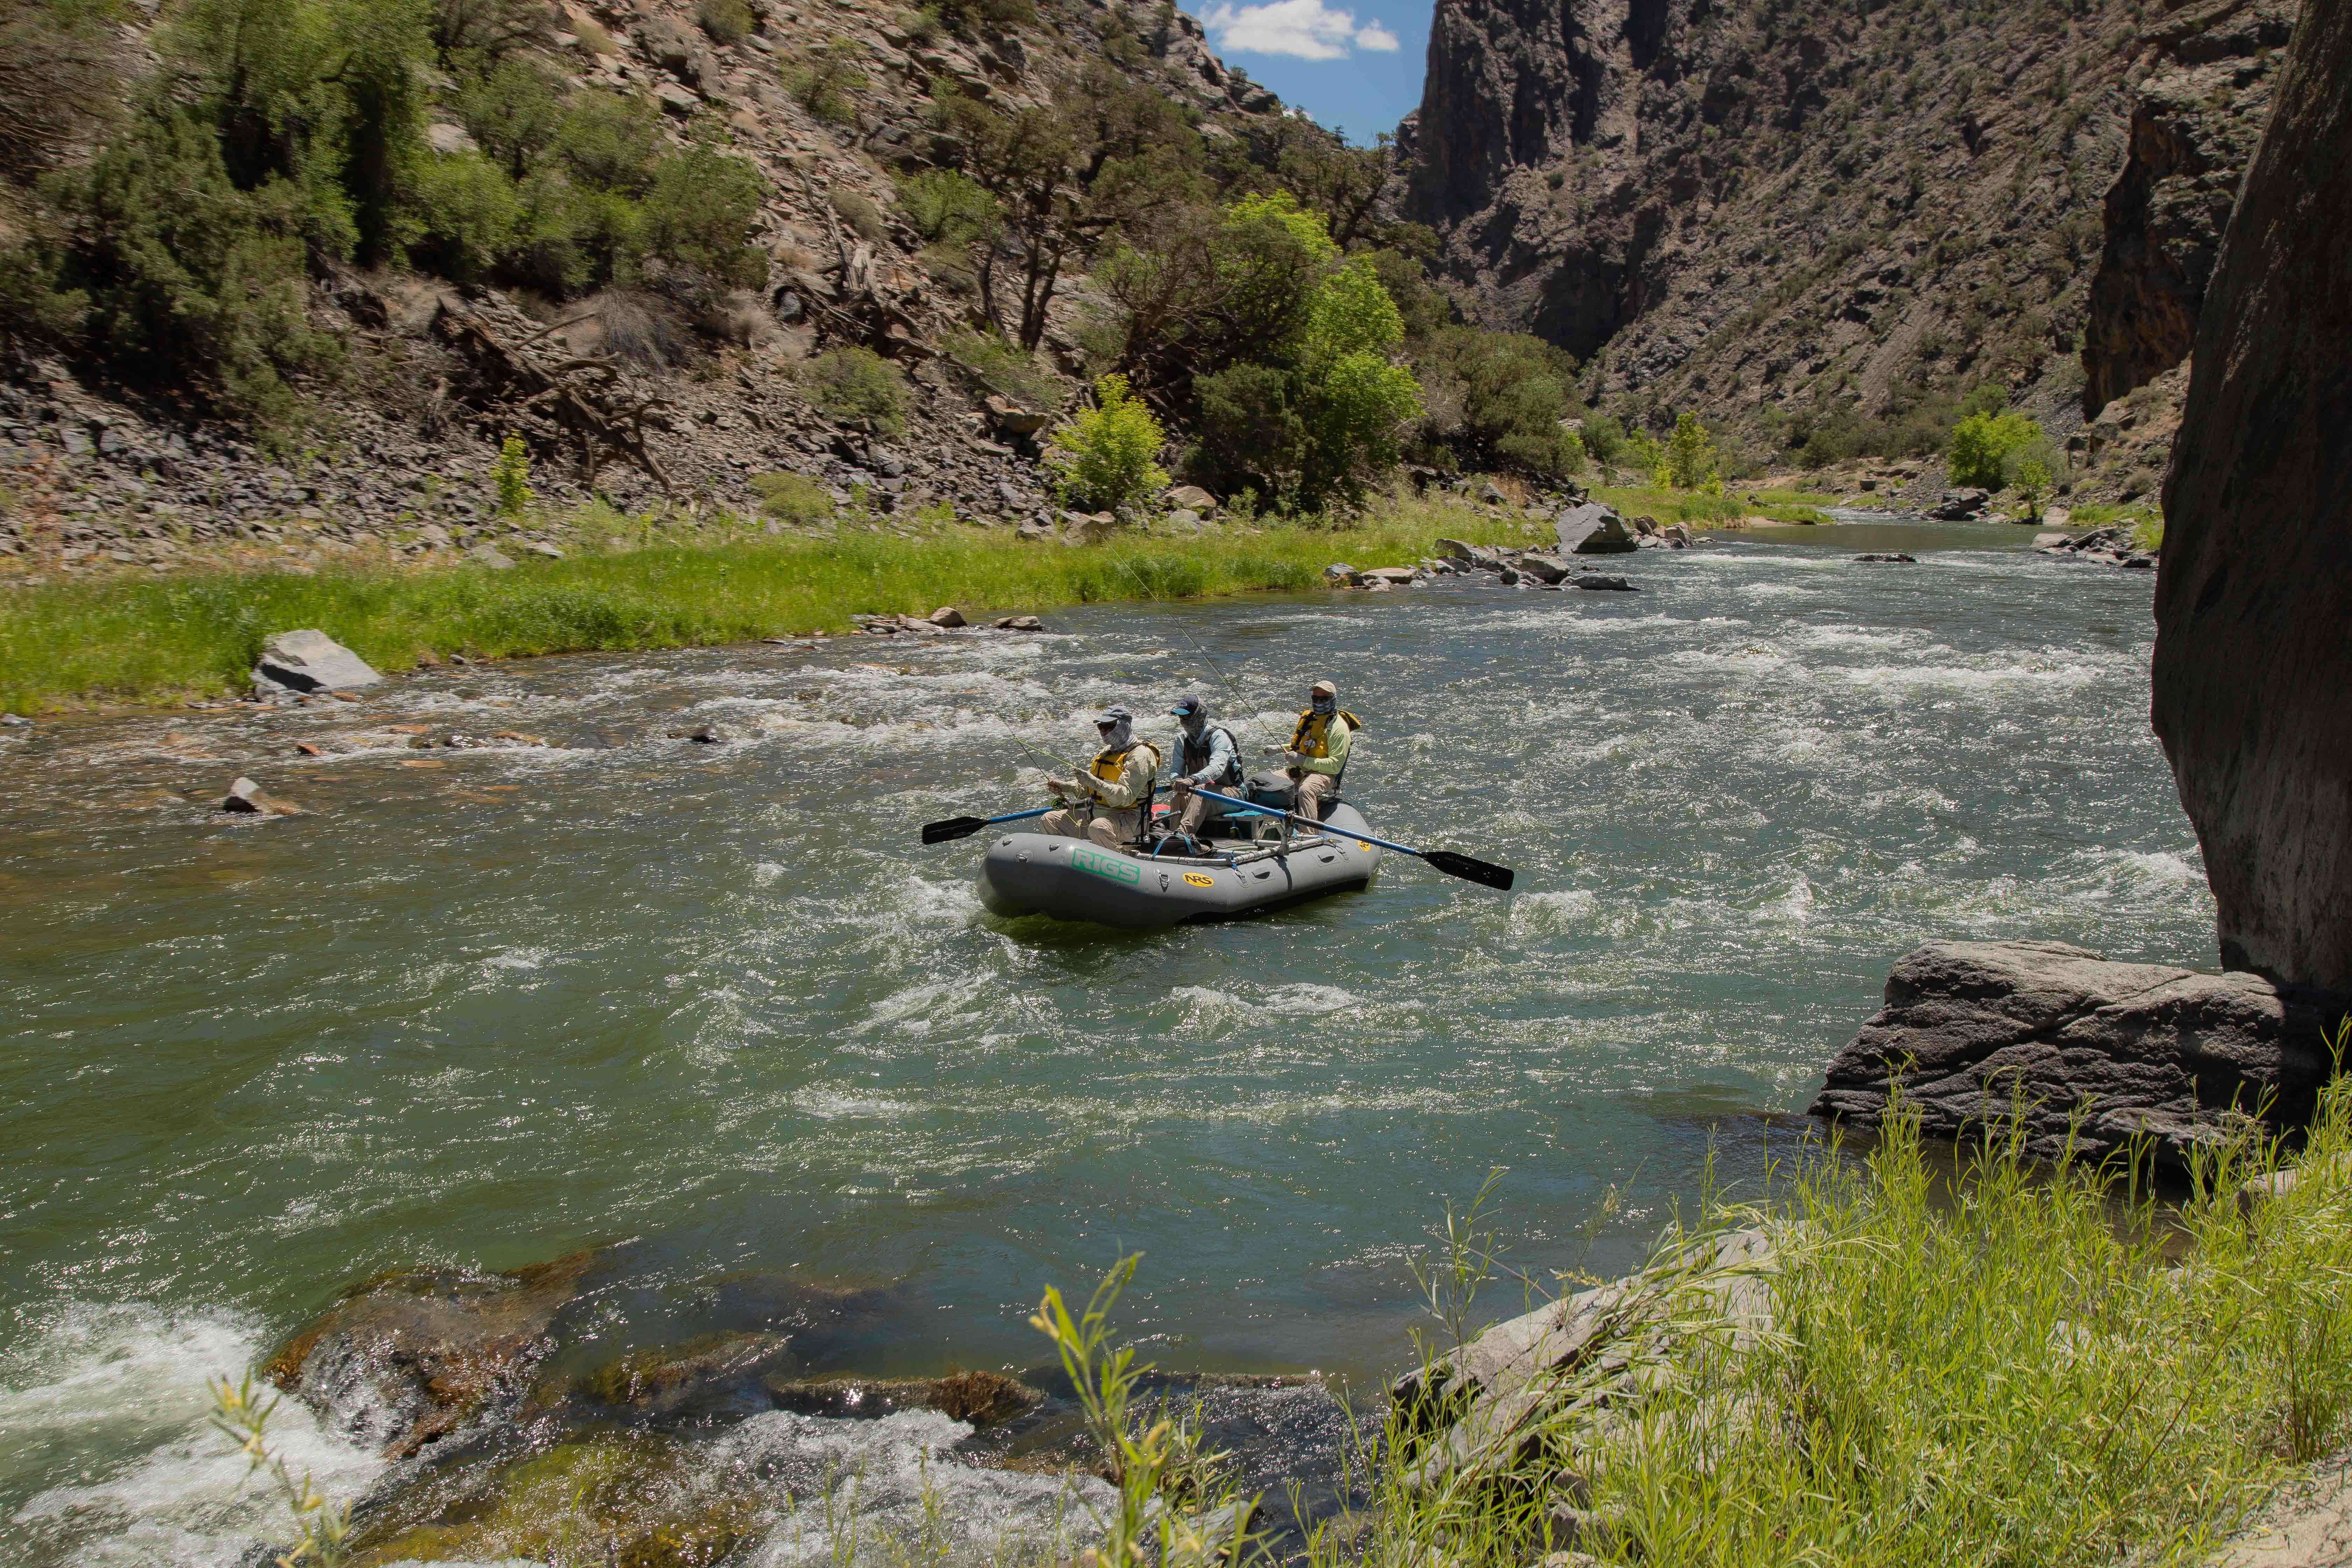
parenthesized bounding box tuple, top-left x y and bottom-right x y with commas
(244, 1241, 1358, 1567)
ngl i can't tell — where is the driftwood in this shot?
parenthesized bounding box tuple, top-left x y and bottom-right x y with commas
(428, 302, 676, 494)
(793, 169, 934, 360)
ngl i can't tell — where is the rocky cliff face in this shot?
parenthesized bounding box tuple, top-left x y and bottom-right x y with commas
(1399, 0, 2286, 462)
(2151, 0, 2352, 991)
(2079, 0, 2295, 417)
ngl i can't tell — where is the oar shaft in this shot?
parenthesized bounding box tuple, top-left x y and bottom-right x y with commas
(1189, 788, 1426, 859)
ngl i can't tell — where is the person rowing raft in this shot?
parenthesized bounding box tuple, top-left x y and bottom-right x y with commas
(1162, 694, 1243, 849)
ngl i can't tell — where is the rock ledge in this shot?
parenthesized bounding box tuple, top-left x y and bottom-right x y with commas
(1809, 939, 2345, 1167)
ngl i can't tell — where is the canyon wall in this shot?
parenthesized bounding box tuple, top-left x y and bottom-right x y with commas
(2151, 0, 2352, 990)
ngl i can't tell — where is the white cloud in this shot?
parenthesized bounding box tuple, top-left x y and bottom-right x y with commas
(1202, 0, 1398, 59)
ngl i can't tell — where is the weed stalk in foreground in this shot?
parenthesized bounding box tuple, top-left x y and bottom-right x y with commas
(209, 1372, 352, 1567)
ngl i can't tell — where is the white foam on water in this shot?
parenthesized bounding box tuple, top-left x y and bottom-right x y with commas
(849, 973, 997, 1039)
(725, 1409, 1112, 1568)
(1832, 655, 2111, 697)
(1508, 888, 1598, 936)
(1751, 877, 1816, 926)
(752, 861, 789, 887)
(3, 1302, 387, 1568)
(791, 1086, 927, 1120)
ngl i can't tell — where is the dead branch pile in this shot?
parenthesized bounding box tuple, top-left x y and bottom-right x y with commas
(426, 303, 676, 494)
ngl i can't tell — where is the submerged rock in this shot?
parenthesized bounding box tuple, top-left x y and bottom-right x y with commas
(221, 775, 304, 815)
(252, 629, 382, 698)
(764, 1369, 1043, 1426)
(1853, 552, 1918, 563)
(1809, 940, 2345, 1167)
(266, 1246, 620, 1459)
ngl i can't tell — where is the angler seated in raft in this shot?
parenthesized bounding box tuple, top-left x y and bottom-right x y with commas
(1042, 704, 1161, 848)
(1160, 693, 1244, 849)
(1274, 678, 1358, 824)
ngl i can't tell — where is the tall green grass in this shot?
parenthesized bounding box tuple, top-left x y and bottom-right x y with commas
(0, 515, 1525, 713)
(1294, 1079, 2352, 1568)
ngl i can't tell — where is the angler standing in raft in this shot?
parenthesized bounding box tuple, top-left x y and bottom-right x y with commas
(1281, 679, 1358, 824)
(1042, 704, 1161, 848)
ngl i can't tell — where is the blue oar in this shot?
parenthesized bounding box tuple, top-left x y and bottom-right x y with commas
(921, 804, 1057, 845)
(1190, 788, 1515, 890)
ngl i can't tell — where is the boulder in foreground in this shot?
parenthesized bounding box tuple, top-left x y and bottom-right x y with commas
(252, 630, 382, 698)
(1809, 939, 2345, 1168)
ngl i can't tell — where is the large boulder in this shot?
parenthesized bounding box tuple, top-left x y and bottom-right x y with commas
(1809, 940, 2345, 1168)
(2151, 0, 2352, 989)
(252, 630, 383, 696)
(1554, 502, 1637, 554)
(1516, 551, 1573, 583)
(1926, 488, 1991, 520)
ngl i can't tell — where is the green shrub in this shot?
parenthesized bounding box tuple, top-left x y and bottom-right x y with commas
(783, 40, 864, 125)
(830, 187, 888, 245)
(1948, 408, 2042, 487)
(695, 0, 752, 44)
(801, 346, 911, 435)
(49, 106, 332, 432)
(895, 168, 992, 244)
(750, 471, 835, 524)
(454, 59, 566, 180)
(940, 328, 1061, 412)
(1046, 373, 1169, 516)
(410, 150, 523, 282)
(551, 89, 663, 196)
(492, 432, 534, 515)
(1408, 327, 1586, 479)
(641, 144, 766, 286)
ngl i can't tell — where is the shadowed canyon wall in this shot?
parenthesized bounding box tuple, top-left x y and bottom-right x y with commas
(2152, 0, 2352, 989)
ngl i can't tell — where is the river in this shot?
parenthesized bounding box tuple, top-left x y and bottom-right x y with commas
(0, 519, 2210, 1563)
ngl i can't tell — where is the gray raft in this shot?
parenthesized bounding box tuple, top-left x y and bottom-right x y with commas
(977, 803, 1385, 928)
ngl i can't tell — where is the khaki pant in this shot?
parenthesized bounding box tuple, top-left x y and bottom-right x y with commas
(1041, 804, 1138, 847)
(1168, 784, 1236, 839)
(1291, 771, 1338, 824)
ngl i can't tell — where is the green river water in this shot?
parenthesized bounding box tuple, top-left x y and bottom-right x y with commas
(0, 520, 2211, 1563)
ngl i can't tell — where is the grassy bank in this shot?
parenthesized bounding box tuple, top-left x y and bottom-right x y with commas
(1591, 482, 1838, 527)
(0, 507, 1541, 713)
(1294, 1084, 2352, 1568)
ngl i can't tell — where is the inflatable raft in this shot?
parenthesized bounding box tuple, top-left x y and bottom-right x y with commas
(977, 803, 1385, 928)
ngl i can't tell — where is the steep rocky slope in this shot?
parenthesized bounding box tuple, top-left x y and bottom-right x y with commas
(1398, 0, 2292, 480)
(2151, 0, 2351, 990)
(0, 0, 1295, 578)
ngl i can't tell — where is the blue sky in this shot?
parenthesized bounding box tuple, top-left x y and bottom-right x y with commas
(1188, 0, 1431, 146)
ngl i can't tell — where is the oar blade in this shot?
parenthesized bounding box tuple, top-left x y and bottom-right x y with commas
(1422, 849, 1515, 891)
(921, 816, 988, 846)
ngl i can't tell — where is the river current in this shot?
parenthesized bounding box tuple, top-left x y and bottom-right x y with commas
(0, 519, 2210, 1562)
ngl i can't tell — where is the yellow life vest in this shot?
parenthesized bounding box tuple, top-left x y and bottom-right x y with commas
(1288, 708, 1363, 758)
(1090, 740, 1160, 783)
